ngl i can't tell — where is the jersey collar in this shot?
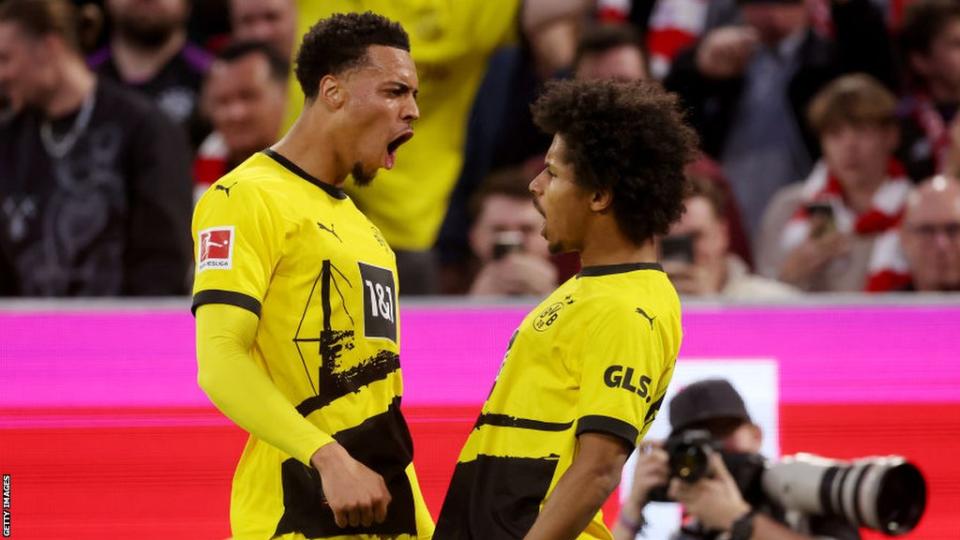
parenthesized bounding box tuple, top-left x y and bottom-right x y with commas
(578, 262, 663, 277)
(262, 149, 347, 200)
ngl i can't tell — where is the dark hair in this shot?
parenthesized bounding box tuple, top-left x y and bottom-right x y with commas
(900, 0, 960, 60)
(807, 73, 896, 135)
(686, 174, 728, 221)
(0, 0, 92, 53)
(575, 23, 646, 69)
(469, 167, 532, 221)
(217, 40, 291, 83)
(531, 79, 698, 244)
(295, 11, 409, 100)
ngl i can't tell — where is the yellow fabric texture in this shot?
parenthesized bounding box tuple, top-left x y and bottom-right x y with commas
(192, 152, 433, 539)
(436, 265, 682, 539)
(283, 0, 522, 250)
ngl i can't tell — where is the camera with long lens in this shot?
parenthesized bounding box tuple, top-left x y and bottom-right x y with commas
(646, 431, 927, 536)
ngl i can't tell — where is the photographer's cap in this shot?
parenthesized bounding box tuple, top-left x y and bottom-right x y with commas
(669, 379, 751, 434)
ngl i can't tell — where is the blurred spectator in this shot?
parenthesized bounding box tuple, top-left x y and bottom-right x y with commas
(0, 0, 192, 296)
(684, 156, 754, 268)
(229, 0, 296, 61)
(898, 175, 960, 291)
(193, 41, 288, 201)
(293, 0, 593, 295)
(574, 22, 649, 81)
(664, 0, 897, 238)
(467, 168, 556, 297)
(896, 0, 960, 182)
(663, 174, 797, 299)
(756, 74, 908, 292)
(89, 0, 211, 140)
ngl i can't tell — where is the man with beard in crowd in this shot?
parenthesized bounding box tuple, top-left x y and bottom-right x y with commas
(89, 0, 210, 143)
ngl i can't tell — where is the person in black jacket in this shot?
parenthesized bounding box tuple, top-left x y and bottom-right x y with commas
(664, 0, 897, 238)
(0, 0, 193, 296)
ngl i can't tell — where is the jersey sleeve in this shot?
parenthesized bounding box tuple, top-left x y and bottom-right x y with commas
(574, 306, 668, 450)
(191, 180, 281, 317)
(464, 0, 522, 52)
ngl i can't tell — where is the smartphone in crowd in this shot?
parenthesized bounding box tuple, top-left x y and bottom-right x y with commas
(806, 202, 836, 239)
(492, 230, 525, 261)
(660, 234, 695, 264)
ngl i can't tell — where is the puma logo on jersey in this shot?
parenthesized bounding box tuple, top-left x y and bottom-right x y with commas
(317, 221, 341, 242)
(635, 307, 656, 328)
(215, 182, 238, 197)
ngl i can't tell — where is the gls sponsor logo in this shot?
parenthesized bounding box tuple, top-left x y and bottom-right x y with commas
(603, 365, 653, 402)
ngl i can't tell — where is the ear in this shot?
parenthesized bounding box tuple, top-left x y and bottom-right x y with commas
(748, 423, 763, 445)
(318, 74, 345, 110)
(589, 188, 613, 213)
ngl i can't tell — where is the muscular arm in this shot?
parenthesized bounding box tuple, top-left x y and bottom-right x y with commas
(195, 303, 334, 465)
(524, 433, 630, 540)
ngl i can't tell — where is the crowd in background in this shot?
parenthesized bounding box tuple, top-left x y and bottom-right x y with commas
(1, 0, 959, 298)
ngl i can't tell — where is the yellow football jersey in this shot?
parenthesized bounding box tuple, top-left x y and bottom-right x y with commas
(192, 150, 433, 539)
(434, 263, 682, 539)
(285, 0, 521, 250)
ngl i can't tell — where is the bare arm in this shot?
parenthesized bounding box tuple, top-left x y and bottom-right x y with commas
(524, 432, 630, 540)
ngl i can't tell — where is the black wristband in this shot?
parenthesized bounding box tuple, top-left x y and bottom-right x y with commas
(729, 509, 757, 540)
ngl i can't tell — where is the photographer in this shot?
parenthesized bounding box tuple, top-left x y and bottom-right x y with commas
(615, 379, 860, 540)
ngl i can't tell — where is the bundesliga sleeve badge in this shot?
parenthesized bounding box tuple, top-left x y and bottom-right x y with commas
(198, 226, 234, 271)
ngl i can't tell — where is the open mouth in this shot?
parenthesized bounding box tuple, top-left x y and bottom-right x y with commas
(388, 131, 413, 154)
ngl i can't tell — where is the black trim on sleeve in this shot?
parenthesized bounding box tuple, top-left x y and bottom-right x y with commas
(192, 289, 262, 317)
(577, 415, 639, 449)
(578, 262, 663, 277)
(262, 149, 347, 200)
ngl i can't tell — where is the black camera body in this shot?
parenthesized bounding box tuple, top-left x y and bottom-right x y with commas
(646, 430, 927, 536)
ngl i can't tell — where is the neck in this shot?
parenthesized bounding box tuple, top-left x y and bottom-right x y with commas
(708, 255, 730, 294)
(578, 219, 658, 268)
(45, 58, 96, 118)
(111, 30, 185, 81)
(271, 108, 345, 186)
(842, 170, 886, 214)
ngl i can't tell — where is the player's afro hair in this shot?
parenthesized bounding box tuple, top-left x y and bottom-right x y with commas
(295, 11, 410, 100)
(532, 79, 698, 245)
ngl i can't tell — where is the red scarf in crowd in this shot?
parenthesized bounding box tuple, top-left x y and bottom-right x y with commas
(782, 159, 912, 292)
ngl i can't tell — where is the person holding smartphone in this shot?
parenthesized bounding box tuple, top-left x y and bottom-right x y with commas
(662, 176, 796, 299)
(756, 74, 913, 292)
(467, 168, 558, 296)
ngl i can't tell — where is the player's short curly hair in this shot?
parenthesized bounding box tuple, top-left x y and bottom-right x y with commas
(532, 79, 698, 245)
(295, 11, 410, 100)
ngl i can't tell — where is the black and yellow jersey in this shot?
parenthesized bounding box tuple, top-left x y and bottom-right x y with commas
(434, 263, 682, 540)
(191, 150, 432, 539)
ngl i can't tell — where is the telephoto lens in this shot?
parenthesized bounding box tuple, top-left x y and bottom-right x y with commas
(762, 454, 927, 536)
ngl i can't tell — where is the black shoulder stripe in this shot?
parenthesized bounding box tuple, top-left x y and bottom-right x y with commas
(192, 289, 262, 317)
(577, 415, 639, 449)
